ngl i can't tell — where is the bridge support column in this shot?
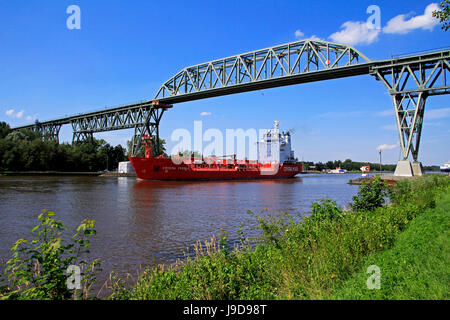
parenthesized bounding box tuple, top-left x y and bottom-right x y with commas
(388, 91, 427, 177)
(130, 104, 169, 157)
(370, 55, 449, 177)
(72, 132, 94, 144)
(33, 122, 62, 143)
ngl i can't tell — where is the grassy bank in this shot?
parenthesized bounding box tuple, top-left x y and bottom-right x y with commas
(107, 175, 449, 300)
(333, 190, 450, 299)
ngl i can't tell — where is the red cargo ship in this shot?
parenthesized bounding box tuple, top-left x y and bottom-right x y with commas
(129, 121, 303, 181)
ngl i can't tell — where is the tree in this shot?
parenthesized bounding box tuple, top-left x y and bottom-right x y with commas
(0, 122, 11, 139)
(433, 0, 450, 31)
(342, 159, 353, 171)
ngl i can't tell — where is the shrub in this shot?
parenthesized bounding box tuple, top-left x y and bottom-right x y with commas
(310, 199, 343, 223)
(1, 210, 101, 300)
(350, 176, 387, 212)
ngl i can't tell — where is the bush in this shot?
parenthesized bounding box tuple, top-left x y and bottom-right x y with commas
(0, 210, 101, 300)
(350, 176, 387, 212)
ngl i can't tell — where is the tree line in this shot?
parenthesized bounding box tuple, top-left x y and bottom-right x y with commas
(0, 122, 127, 172)
(303, 159, 440, 172)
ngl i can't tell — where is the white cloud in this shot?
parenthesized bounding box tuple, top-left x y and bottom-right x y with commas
(383, 3, 440, 34)
(376, 109, 393, 117)
(200, 112, 211, 116)
(15, 110, 24, 118)
(309, 35, 324, 41)
(425, 107, 450, 120)
(382, 124, 397, 131)
(25, 115, 33, 121)
(5, 108, 31, 120)
(329, 21, 381, 45)
(377, 143, 398, 151)
(294, 29, 304, 38)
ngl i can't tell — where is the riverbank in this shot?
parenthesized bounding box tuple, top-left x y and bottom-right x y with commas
(107, 175, 449, 300)
(99, 171, 136, 177)
(333, 189, 449, 299)
(348, 174, 417, 185)
(0, 171, 103, 177)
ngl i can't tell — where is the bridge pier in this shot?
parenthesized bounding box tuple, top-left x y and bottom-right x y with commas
(72, 131, 94, 144)
(33, 121, 62, 142)
(371, 53, 449, 176)
(130, 103, 168, 157)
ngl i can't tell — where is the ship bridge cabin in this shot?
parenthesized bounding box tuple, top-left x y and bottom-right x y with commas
(257, 121, 297, 164)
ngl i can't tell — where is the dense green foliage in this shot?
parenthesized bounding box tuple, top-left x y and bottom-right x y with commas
(0, 210, 101, 300)
(350, 176, 387, 211)
(108, 175, 449, 300)
(0, 122, 11, 139)
(0, 121, 126, 172)
(433, 0, 450, 31)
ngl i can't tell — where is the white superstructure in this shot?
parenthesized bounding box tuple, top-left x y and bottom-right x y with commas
(257, 121, 296, 164)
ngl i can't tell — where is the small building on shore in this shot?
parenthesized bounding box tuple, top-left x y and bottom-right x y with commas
(118, 161, 136, 174)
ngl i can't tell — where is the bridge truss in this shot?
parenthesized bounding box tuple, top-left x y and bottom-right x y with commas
(155, 39, 371, 103)
(11, 40, 450, 174)
(18, 102, 171, 157)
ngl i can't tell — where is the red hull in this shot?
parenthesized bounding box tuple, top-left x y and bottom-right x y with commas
(129, 156, 303, 181)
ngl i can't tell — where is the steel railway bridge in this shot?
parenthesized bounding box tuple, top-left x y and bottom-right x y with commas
(13, 39, 450, 176)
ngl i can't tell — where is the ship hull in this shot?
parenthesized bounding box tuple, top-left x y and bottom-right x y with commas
(129, 157, 303, 180)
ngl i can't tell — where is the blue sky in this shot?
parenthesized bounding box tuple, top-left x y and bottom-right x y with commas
(0, 0, 449, 165)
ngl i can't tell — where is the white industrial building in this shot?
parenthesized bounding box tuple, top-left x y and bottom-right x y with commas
(118, 161, 136, 174)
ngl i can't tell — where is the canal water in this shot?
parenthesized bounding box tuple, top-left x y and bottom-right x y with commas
(0, 173, 363, 295)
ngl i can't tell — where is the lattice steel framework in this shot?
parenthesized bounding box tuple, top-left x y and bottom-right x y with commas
(22, 103, 170, 156)
(12, 40, 450, 164)
(70, 103, 170, 156)
(31, 122, 62, 142)
(370, 50, 450, 162)
(154, 39, 371, 103)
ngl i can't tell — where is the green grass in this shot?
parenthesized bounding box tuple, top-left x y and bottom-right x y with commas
(107, 175, 449, 300)
(332, 190, 450, 300)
